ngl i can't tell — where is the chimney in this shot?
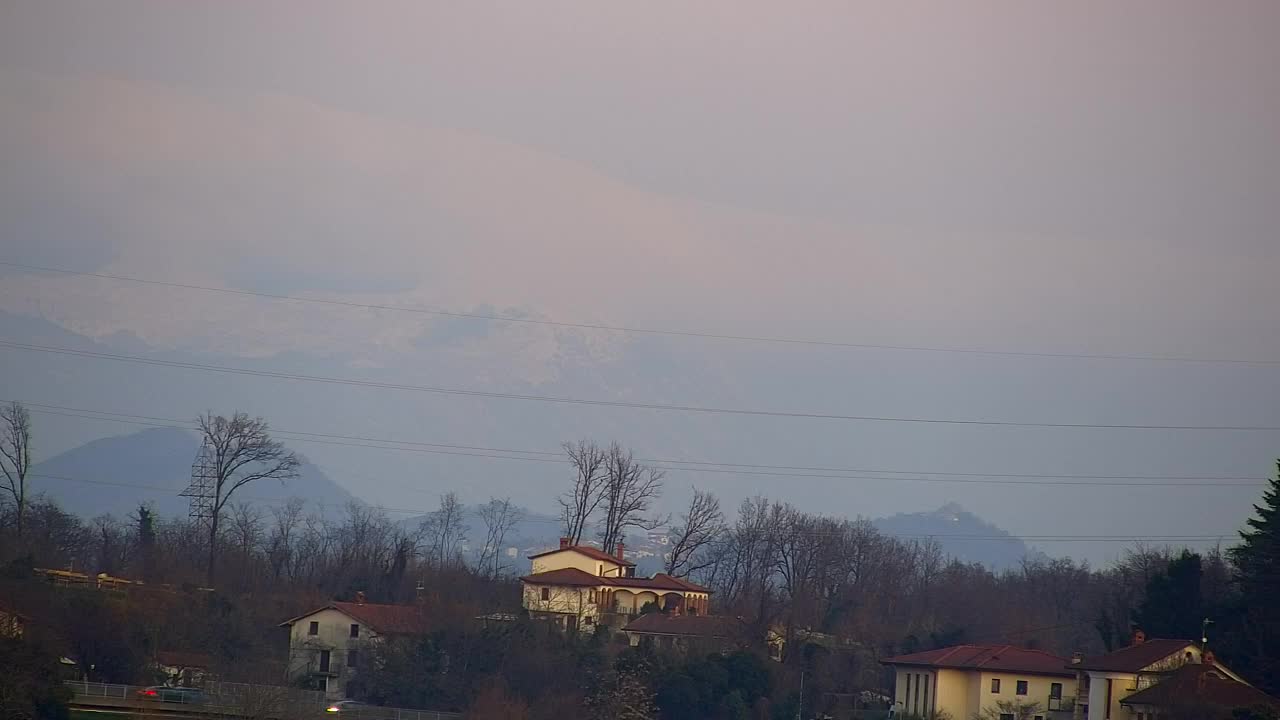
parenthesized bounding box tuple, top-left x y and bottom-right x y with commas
(1071, 652, 1083, 665)
(615, 542, 625, 561)
(355, 591, 366, 605)
(1130, 628, 1146, 646)
(559, 537, 570, 550)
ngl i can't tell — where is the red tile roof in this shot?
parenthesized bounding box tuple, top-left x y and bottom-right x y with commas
(623, 613, 746, 639)
(279, 602, 427, 635)
(1073, 639, 1197, 672)
(882, 645, 1075, 678)
(527, 545, 635, 567)
(519, 568, 711, 593)
(1120, 664, 1278, 711)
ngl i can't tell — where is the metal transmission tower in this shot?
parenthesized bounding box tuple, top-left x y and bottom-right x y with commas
(180, 438, 218, 527)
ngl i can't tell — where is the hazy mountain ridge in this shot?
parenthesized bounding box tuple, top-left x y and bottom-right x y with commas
(27, 427, 1037, 571)
(872, 501, 1047, 570)
(5, 309, 1258, 568)
(28, 426, 355, 520)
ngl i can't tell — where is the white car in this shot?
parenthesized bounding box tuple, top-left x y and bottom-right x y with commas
(326, 700, 371, 714)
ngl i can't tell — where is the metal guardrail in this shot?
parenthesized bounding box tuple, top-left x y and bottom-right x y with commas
(65, 681, 462, 720)
(65, 681, 138, 701)
(338, 710, 462, 720)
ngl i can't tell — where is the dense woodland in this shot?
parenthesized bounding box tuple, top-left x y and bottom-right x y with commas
(1, 406, 1278, 719)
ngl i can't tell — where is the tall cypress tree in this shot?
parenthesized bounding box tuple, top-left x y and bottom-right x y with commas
(1229, 461, 1280, 694)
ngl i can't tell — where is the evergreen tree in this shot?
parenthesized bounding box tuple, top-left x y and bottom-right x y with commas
(135, 504, 156, 581)
(1133, 550, 1203, 639)
(1229, 462, 1280, 695)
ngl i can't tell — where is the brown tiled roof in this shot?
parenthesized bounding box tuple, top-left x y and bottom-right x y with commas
(1073, 639, 1196, 672)
(623, 613, 746, 639)
(652, 574, 712, 593)
(527, 545, 635, 567)
(519, 567, 602, 587)
(882, 645, 1075, 678)
(519, 568, 712, 593)
(279, 602, 427, 635)
(1120, 664, 1278, 710)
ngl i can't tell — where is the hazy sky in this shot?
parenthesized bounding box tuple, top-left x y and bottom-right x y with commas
(2, 1, 1278, 563)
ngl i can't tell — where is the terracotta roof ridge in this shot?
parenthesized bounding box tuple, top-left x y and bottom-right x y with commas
(1023, 647, 1068, 658)
(933, 645, 969, 664)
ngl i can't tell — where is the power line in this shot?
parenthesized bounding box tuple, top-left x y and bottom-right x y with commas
(5, 340, 1279, 431)
(4, 260, 1277, 367)
(25, 401, 1266, 481)
(26, 472, 1238, 544)
(16, 402, 1269, 487)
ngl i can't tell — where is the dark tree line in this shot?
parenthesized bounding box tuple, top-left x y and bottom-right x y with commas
(2, 408, 1279, 717)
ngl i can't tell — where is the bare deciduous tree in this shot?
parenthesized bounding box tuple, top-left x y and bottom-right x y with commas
(477, 497, 523, 578)
(421, 491, 467, 569)
(91, 514, 130, 576)
(267, 498, 306, 581)
(0, 401, 33, 537)
(598, 443, 666, 556)
(229, 502, 265, 584)
(558, 440, 608, 545)
(197, 411, 300, 586)
(665, 488, 724, 578)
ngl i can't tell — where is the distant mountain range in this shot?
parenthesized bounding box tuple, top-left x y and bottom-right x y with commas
(30, 426, 355, 520)
(872, 501, 1047, 569)
(30, 428, 1039, 571)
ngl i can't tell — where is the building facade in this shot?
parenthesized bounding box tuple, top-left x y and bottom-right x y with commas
(622, 613, 747, 654)
(1071, 632, 1250, 720)
(520, 540, 711, 630)
(882, 644, 1078, 720)
(279, 594, 424, 699)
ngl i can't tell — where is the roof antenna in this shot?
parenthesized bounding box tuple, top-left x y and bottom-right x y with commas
(1201, 617, 1213, 645)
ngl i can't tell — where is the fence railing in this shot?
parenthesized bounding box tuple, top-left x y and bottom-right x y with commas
(339, 710, 462, 720)
(65, 681, 461, 719)
(64, 681, 132, 700)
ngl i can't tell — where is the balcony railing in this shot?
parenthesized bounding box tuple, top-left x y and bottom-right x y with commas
(1046, 696, 1074, 713)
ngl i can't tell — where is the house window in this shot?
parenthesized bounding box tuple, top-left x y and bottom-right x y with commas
(991, 678, 1001, 693)
(308, 621, 319, 636)
(347, 650, 358, 668)
(319, 650, 331, 673)
(913, 673, 920, 713)
(999, 714, 1014, 720)
(350, 624, 360, 638)
(589, 590, 596, 603)
(1016, 680, 1028, 696)
(1050, 683, 1063, 699)
(541, 588, 550, 601)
